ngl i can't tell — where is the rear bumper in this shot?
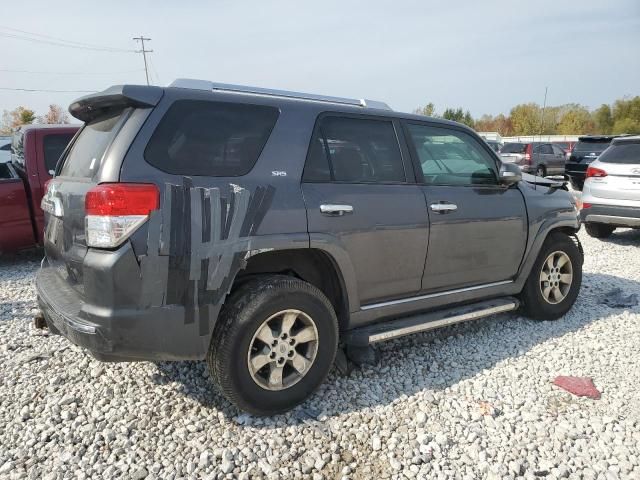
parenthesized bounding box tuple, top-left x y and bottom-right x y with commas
(580, 204, 640, 228)
(36, 248, 212, 362)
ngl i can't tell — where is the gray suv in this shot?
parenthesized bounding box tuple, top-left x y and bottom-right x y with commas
(37, 80, 583, 414)
(500, 141, 567, 177)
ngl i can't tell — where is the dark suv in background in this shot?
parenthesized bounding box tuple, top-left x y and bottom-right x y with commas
(37, 80, 582, 414)
(565, 136, 616, 190)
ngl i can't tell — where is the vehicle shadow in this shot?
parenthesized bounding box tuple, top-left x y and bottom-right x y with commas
(602, 227, 640, 246)
(153, 271, 639, 427)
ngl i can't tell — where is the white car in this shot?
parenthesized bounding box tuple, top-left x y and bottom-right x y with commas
(581, 135, 640, 238)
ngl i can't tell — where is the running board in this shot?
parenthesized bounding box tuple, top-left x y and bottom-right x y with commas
(344, 297, 519, 346)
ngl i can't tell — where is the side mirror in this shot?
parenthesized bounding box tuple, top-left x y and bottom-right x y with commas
(499, 162, 522, 186)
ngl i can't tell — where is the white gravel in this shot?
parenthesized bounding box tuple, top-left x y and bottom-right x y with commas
(1, 229, 640, 480)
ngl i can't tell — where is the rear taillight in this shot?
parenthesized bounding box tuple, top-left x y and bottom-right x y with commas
(524, 144, 532, 164)
(85, 183, 159, 248)
(582, 203, 592, 209)
(586, 166, 607, 179)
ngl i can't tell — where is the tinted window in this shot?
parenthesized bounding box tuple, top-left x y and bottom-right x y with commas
(407, 124, 497, 186)
(59, 110, 127, 178)
(501, 143, 527, 154)
(0, 143, 10, 151)
(573, 140, 610, 153)
(304, 116, 405, 183)
(598, 141, 640, 164)
(537, 144, 553, 154)
(552, 145, 565, 155)
(43, 133, 74, 173)
(145, 100, 279, 177)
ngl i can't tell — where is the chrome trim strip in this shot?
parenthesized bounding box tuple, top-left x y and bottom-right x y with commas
(367, 302, 518, 343)
(361, 280, 514, 311)
(584, 215, 640, 227)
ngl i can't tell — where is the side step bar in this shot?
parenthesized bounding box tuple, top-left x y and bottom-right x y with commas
(344, 297, 519, 346)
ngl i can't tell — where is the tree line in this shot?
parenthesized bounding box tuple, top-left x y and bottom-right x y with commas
(0, 105, 69, 135)
(414, 96, 640, 136)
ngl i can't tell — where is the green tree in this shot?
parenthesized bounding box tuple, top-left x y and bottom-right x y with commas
(0, 106, 36, 134)
(592, 104, 613, 134)
(413, 102, 436, 117)
(557, 105, 595, 135)
(611, 118, 640, 134)
(510, 103, 541, 135)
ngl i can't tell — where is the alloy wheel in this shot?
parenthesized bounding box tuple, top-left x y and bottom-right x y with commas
(539, 251, 573, 304)
(247, 309, 319, 391)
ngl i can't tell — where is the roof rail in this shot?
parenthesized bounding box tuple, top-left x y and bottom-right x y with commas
(169, 78, 392, 111)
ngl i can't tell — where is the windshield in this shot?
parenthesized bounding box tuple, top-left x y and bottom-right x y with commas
(501, 143, 527, 154)
(573, 140, 610, 154)
(58, 109, 128, 178)
(598, 142, 640, 164)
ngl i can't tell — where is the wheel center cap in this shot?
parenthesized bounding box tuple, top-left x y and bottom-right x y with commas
(279, 345, 287, 354)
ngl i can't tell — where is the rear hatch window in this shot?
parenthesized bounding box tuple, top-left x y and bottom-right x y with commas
(572, 140, 610, 154)
(58, 110, 128, 178)
(501, 143, 527, 154)
(144, 100, 279, 176)
(598, 141, 640, 164)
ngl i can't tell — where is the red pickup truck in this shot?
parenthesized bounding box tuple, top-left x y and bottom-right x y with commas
(0, 124, 79, 253)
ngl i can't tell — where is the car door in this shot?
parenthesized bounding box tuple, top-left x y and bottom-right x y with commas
(537, 143, 554, 175)
(403, 122, 527, 293)
(302, 114, 429, 306)
(551, 144, 567, 174)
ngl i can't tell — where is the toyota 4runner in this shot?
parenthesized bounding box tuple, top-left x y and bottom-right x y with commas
(37, 80, 583, 414)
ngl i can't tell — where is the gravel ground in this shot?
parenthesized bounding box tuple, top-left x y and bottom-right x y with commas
(1, 229, 639, 480)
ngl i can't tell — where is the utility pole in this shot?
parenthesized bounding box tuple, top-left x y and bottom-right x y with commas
(539, 86, 548, 140)
(133, 36, 152, 85)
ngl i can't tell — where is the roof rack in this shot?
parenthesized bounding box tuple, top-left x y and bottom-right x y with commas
(169, 78, 392, 111)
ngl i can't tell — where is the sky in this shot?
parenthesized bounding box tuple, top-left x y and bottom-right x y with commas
(1, 0, 639, 121)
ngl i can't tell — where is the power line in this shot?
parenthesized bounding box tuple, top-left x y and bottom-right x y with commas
(0, 30, 135, 53)
(0, 25, 136, 52)
(0, 68, 144, 75)
(148, 55, 161, 85)
(0, 87, 96, 93)
(132, 36, 153, 85)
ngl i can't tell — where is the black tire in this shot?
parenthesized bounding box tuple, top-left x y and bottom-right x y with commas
(208, 275, 338, 415)
(569, 179, 583, 191)
(520, 232, 582, 320)
(585, 223, 615, 239)
(535, 165, 546, 177)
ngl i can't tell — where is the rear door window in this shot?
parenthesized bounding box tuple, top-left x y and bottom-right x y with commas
(59, 110, 128, 178)
(598, 141, 640, 164)
(406, 123, 498, 186)
(144, 100, 279, 177)
(536, 144, 553, 154)
(43, 133, 74, 173)
(303, 116, 405, 183)
(501, 143, 527, 154)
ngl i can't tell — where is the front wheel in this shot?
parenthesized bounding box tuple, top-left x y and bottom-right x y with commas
(208, 275, 338, 415)
(520, 232, 582, 320)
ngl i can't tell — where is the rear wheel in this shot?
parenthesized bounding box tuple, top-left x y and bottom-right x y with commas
(520, 232, 582, 320)
(535, 165, 547, 177)
(585, 223, 615, 239)
(208, 275, 338, 415)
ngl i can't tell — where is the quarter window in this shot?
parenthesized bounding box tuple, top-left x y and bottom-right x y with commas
(303, 116, 405, 183)
(145, 100, 279, 177)
(406, 124, 497, 186)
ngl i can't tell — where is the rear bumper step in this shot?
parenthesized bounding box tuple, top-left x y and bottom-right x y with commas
(343, 297, 519, 346)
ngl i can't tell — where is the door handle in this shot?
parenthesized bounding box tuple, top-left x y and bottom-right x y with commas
(430, 202, 458, 213)
(320, 204, 354, 216)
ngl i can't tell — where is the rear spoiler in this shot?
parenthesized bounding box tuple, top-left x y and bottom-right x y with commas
(69, 85, 163, 123)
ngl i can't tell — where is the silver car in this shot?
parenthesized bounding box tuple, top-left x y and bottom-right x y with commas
(581, 135, 640, 238)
